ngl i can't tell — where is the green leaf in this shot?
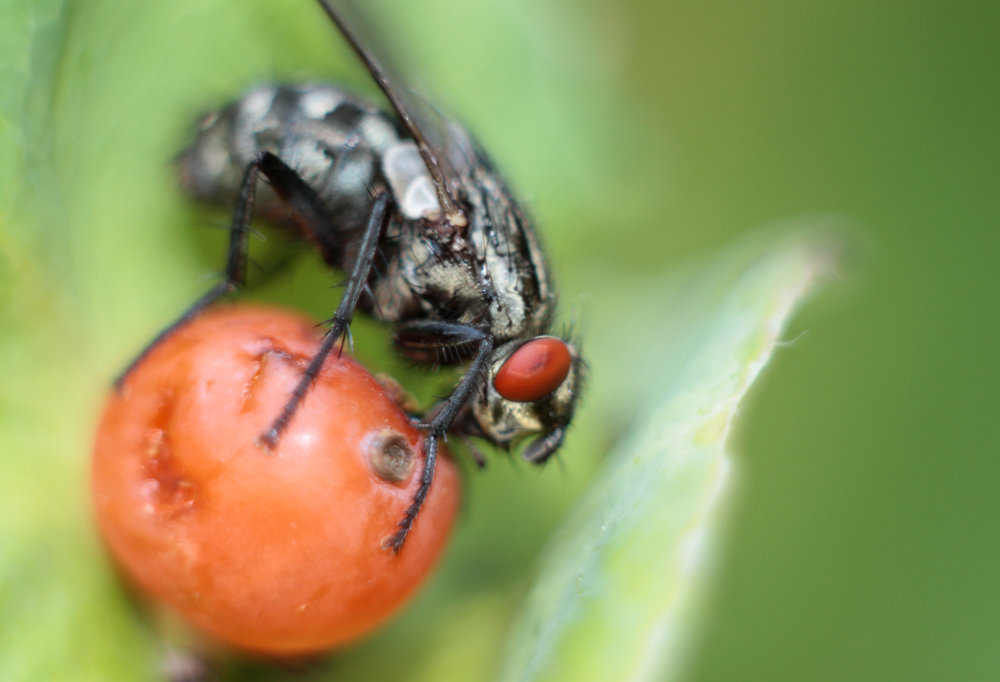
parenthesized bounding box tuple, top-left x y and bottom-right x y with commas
(498, 232, 841, 682)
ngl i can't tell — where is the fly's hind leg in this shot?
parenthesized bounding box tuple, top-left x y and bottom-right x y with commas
(114, 151, 267, 388)
(117, 151, 347, 388)
(118, 148, 389, 451)
(116, 148, 374, 406)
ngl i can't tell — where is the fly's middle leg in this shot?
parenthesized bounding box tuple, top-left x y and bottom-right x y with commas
(257, 189, 390, 448)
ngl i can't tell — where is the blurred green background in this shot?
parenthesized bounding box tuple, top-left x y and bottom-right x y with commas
(1, 0, 997, 680)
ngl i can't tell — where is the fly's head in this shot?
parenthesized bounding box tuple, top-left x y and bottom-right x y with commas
(470, 335, 585, 464)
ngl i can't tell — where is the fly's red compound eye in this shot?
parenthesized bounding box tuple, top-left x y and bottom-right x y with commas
(494, 337, 573, 402)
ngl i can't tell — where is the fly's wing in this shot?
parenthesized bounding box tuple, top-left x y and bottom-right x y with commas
(315, 0, 475, 230)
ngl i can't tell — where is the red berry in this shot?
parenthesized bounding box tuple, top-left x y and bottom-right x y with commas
(92, 304, 460, 655)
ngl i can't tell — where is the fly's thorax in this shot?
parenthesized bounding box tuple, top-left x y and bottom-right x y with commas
(470, 337, 583, 459)
(381, 141, 441, 220)
(366, 218, 481, 324)
(458, 157, 555, 340)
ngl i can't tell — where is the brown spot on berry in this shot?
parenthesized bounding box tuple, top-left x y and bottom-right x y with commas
(367, 429, 416, 483)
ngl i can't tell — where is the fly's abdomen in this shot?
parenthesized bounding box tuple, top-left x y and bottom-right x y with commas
(177, 84, 407, 235)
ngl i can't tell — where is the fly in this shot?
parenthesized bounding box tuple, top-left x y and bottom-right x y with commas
(117, 0, 585, 552)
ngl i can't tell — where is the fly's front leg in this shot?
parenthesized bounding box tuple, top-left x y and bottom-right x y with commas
(257, 189, 391, 448)
(386, 322, 494, 553)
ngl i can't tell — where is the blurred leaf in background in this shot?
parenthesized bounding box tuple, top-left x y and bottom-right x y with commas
(500, 233, 840, 682)
(1, 0, 998, 680)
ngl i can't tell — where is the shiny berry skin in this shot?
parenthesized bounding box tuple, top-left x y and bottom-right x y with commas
(493, 336, 574, 403)
(92, 304, 460, 655)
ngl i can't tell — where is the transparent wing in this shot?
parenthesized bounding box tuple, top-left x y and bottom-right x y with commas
(316, 0, 474, 228)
